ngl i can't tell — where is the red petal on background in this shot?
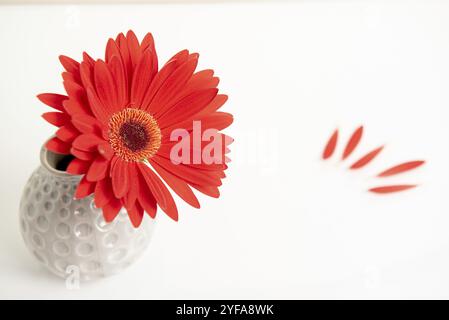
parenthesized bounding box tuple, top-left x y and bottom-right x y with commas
(82, 52, 95, 66)
(152, 155, 222, 187)
(62, 71, 78, 84)
(198, 94, 228, 116)
(102, 197, 122, 222)
(72, 133, 104, 152)
(377, 161, 425, 177)
(94, 60, 118, 113)
(191, 183, 220, 198)
(56, 124, 79, 143)
(141, 34, 158, 74)
(111, 158, 129, 198)
(369, 185, 417, 194)
(165, 49, 189, 67)
(59, 55, 80, 75)
(70, 147, 94, 161)
(37, 93, 67, 111)
(322, 129, 338, 160)
(94, 178, 114, 208)
(42, 112, 70, 127)
(137, 173, 157, 218)
(137, 163, 178, 221)
(173, 69, 218, 101)
(150, 160, 200, 209)
(63, 80, 87, 105)
(149, 58, 198, 115)
(108, 55, 128, 108)
(74, 176, 95, 199)
(350, 146, 384, 169)
(116, 33, 133, 83)
(46, 137, 71, 154)
(141, 32, 156, 53)
(126, 30, 142, 69)
(71, 113, 102, 134)
(130, 50, 154, 106)
(80, 60, 95, 90)
(342, 126, 363, 160)
(158, 88, 218, 129)
(127, 201, 144, 228)
(198, 112, 233, 131)
(66, 158, 90, 175)
(105, 38, 121, 63)
(86, 156, 110, 182)
(140, 59, 178, 110)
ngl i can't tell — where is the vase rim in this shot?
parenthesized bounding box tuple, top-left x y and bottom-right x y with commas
(40, 138, 80, 178)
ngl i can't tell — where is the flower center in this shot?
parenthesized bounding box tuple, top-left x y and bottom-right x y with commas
(109, 108, 161, 162)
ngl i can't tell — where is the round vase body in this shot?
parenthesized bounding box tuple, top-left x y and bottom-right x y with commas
(19, 145, 155, 281)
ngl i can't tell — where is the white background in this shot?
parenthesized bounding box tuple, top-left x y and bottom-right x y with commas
(1, 0, 449, 299)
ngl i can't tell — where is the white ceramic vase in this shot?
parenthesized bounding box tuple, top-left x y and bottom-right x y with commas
(19, 143, 155, 281)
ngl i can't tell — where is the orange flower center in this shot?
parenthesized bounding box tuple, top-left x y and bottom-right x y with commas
(109, 108, 161, 162)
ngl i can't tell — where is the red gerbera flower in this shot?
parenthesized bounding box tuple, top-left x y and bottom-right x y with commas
(38, 31, 233, 227)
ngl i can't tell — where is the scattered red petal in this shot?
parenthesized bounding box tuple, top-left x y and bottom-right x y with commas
(322, 129, 338, 160)
(378, 160, 425, 177)
(342, 126, 363, 160)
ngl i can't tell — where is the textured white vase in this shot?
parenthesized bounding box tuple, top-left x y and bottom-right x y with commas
(19, 144, 155, 281)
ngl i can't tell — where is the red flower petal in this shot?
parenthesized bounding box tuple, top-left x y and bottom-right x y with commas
(66, 158, 90, 175)
(105, 38, 121, 63)
(56, 124, 79, 142)
(342, 126, 363, 160)
(70, 147, 95, 161)
(102, 198, 122, 222)
(123, 162, 139, 210)
(86, 156, 110, 182)
(137, 178, 157, 219)
(73, 133, 104, 152)
(191, 183, 220, 198)
(137, 163, 178, 221)
(59, 55, 80, 75)
(86, 86, 110, 124)
(126, 30, 142, 69)
(152, 155, 222, 187)
(108, 55, 128, 108)
(37, 93, 67, 111)
(46, 137, 71, 154)
(199, 94, 228, 116)
(350, 146, 384, 169)
(71, 113, 102, 134)
(97, 143, 114, 160)
(140, 59, 178, 110)
(111, 157, 129, 198)
(130, 50, 155, 107)
(94, 60, 118, 114)
(369, 185, 417, 194)
(378, 161, 425, 177)
(162, 112, 233, 136)
(127, 201, 144, 228)
(42, 112, 70, 127)
(74, 176, 95, 199)
(157, 88, 218, 129)
(149, 57, 198, 115)
(94, 177, 115, 208)
(150, 160, 200, 209)
(322, 129, 338, 160)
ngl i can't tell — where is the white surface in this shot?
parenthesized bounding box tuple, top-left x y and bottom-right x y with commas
(1, 1, 449, 299)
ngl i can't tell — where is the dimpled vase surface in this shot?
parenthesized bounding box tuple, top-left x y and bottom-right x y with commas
(19, 144, 155, 281)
